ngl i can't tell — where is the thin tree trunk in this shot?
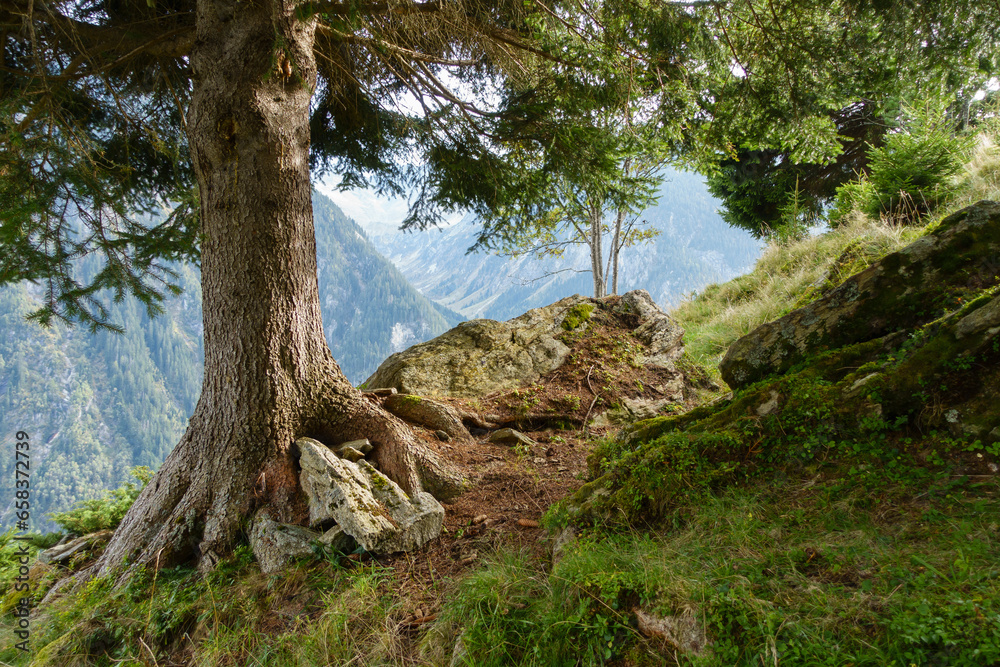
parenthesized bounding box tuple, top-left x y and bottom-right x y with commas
(610, 208, 624, 295)
(589, 202, 605, 298)
(97, 0, 461, 576)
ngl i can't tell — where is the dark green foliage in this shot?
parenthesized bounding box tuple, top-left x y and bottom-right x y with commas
(706, 103, 885, 238)
(48, 466, 152, 535)
(700, 0, 998, 237)
(0, 20, 197, 331)
(831, 103, 976, 223)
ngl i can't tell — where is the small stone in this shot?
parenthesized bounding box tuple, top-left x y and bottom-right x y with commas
(847, 373, 881, 395)
(755, 390, 782, 417)
(489, 428, 536, 447)
(472, 514, 488, 525)
(635, 607, 711, 657)
(588, 412, 611, 428)
(342, 438, 374, 454)
(552, 526, 576, 565)
(435, 430, 451, 442)
(250, 514, 321, 574)
(335, 445, 365, 462)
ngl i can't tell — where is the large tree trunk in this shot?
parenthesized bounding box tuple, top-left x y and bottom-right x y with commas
(97, 0, 461, 576)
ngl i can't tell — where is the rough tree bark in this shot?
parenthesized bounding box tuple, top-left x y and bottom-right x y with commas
(96, 0, 462, 576)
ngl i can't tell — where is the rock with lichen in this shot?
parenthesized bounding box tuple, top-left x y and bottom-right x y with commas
(364, 290, 684, 399)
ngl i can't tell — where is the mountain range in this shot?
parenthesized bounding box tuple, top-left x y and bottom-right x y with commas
(0, 193, 457, 530)
(353, 168, 763, 321)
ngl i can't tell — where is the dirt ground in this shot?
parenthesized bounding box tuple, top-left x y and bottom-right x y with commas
(366, 302, 715, 630)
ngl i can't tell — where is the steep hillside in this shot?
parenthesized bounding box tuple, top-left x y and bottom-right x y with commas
(4, 200, 999, 667)
(362, 168, 763, 320)
(312, 194, 462, 379)
(0, 193, 460, 529)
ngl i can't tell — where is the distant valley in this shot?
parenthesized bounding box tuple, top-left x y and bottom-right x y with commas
(0, 193, 457, 530)
(352, 168, 763, 321)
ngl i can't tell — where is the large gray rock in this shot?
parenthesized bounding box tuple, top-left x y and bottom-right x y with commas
(613, 290, 685, 368)
(296, 438, 444, 554)
(363, 295, 589, 397)
(721, 201, 1000, 389)
(365, 291, 683, 398)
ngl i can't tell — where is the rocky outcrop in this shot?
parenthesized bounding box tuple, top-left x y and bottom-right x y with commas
(296, 438, 444, 554)
(721, 201, 1000, 389)
(365, 290, 684, 398)
(612, 290, 685, 368)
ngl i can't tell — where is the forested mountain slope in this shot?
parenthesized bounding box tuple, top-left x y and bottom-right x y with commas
(361, 168, 763, 320)
(0, 193, 459, 529)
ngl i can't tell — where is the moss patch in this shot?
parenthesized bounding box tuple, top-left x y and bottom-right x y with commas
(561, 303, 595, 331)
(555, 289, 1000, 528)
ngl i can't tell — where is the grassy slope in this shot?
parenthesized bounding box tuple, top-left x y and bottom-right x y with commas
(2, 136, 999, 666)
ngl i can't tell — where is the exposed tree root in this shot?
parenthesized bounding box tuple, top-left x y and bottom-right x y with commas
(95, 367, 468, 579)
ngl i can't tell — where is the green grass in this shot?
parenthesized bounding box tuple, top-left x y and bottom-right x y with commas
(0, 547, 413, 666)
(436, 474, 1000, 666)
(673, 128, 1000, 370)
(673, 216, 924, 369)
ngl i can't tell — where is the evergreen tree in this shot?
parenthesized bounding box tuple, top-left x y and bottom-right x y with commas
(1, 0, 655, 574)
(696, 0, 998, 236)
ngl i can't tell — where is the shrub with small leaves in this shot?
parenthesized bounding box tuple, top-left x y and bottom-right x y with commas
(832, 100, 974, 224)
(47, 466, 153, 535)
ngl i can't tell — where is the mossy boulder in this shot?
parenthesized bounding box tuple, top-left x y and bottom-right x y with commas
(364, 290, 683, 398)
(721, 201, 1000, 389)
(557, 284, 1000, 528)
